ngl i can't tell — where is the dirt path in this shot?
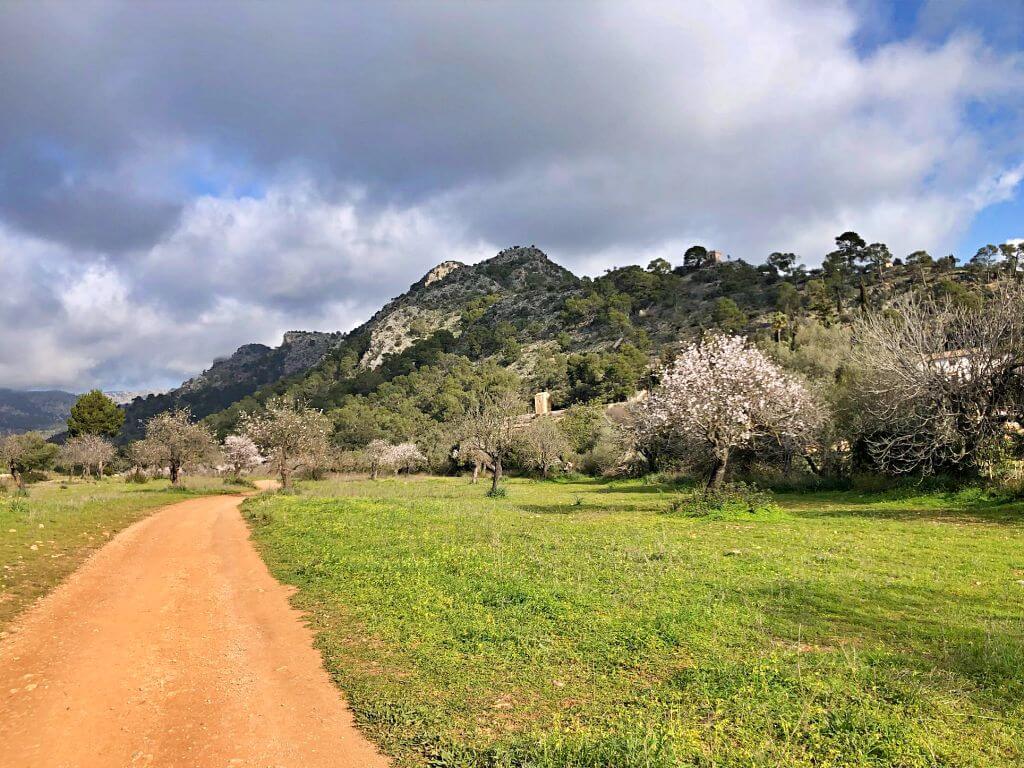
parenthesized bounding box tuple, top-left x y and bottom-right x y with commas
(0, 493, 389, 768)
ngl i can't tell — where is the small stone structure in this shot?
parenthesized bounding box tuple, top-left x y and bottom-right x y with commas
(534, 391, 552, 416)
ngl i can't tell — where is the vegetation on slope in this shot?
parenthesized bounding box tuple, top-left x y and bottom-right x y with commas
(202, 238, 1010, 442)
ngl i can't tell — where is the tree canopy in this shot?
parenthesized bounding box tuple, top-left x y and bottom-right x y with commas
(68, 390, 125, 438)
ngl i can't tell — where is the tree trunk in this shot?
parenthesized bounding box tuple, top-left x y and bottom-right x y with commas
(491, 455, 503, 493)
(371, 464, 379, 481)
(706, 448, 729, 491)
(280, 462, 290, 489)
(97, 461, 105, 480)
(169, 461, 180, 485)
(803, 453, 820, 476)
(471, 461, 480, 484)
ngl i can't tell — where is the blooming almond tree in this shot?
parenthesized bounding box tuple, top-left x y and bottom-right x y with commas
(364, 439, 394, 480)
(850, 281, 1024, 475)
(459, 390, 523, 493)
(138, 409, 217, 484)
(240, 398, 332, 489)
(635, 334, 822, 489)
(521, 416, 570, 477)
(61, 434, 116, 479)
(222, 435, 263, 479)
(390, 442, 426, 475)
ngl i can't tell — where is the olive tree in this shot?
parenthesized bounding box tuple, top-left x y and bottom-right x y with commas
(850, 281, 1024, 475)
(240, 398, 331, 489)
(137, 409, 216, 484)
(633, 334, 822, 489)
(459, 390, 524, 493)
(0, 432, 59, 488)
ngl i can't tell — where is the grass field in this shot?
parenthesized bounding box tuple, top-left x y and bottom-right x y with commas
(242, 476, 1024, 767)
(0, 476, 241, 630)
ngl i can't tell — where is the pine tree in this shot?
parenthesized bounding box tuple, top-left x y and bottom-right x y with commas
(67, 390, 125, 438)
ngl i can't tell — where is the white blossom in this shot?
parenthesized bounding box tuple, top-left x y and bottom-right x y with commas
(633, 334, 822, 487)
(222, 435, 263, 477)
(240, 398, 332, 488)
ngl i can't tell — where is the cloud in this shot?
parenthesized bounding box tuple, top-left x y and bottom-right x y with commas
(0, 0, 1022, 388)
(0, 187, 496, 389)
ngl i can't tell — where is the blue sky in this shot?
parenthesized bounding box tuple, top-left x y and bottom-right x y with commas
(0, 0, 1022, 389)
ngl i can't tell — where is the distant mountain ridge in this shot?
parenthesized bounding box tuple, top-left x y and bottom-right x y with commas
(0, 389, 80, 435)
(0, 389, 163, 435)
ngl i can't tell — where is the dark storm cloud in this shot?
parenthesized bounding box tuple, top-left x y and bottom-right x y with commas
(2, 1, 1022, 258)
(0, 148, 181, 252)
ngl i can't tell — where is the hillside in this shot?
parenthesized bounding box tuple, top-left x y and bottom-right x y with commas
(114, 242, 994, 441)
(0, 389, 80, 435)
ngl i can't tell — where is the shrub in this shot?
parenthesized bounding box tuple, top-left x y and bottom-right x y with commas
(223, 476, 257, 489)
(6, 496, 29, 515)
(20, 470, 48, 484)
(125, 469, 149, 484)
(486, 485, 508, 498)
(663, 482, 782, 519)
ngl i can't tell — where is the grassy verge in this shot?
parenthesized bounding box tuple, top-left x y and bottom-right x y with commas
(0, 476, 239, 630)
(243, 476, 1024, 767)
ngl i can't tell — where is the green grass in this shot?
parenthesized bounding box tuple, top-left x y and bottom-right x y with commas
(242, 476, 1024, 767)
(0, 476, 240, 630)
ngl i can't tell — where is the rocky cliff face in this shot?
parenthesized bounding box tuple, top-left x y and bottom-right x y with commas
(120, 330, 342, 440)
(354, 246, 581, 369)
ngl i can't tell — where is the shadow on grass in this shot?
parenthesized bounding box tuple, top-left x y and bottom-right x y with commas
(595, 484, 686, 495)
(517, 502, 656, 516)
(782, 502, 1024, 525)
(755, 578, 1024, 709)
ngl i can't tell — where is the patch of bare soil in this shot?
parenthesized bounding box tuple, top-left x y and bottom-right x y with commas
(0, 494, 389, 767)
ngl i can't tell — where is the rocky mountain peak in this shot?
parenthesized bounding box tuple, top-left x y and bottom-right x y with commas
(420, 261, 465, 287)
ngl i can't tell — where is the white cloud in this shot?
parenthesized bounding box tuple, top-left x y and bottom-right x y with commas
(0, 186, 498, 389)
(0, 0, 1023, 388)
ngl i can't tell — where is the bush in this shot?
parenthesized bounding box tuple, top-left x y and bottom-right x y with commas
(223, 476, 257, 489)
(296, 465, 328, 481)
(486, 485, 508, 498)
(663, 482, 782, 520)
(125, 469, 149, 484)
(20, 470, 48, 484)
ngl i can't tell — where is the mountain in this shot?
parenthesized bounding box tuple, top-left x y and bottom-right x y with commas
(104, 390, 162, 406)
(120, 330, 343, 440)
(0, 389, 79, 435)
(121, 243, 992, 440)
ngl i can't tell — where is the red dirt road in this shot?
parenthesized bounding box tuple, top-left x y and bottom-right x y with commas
(0, 494, 389, 768)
